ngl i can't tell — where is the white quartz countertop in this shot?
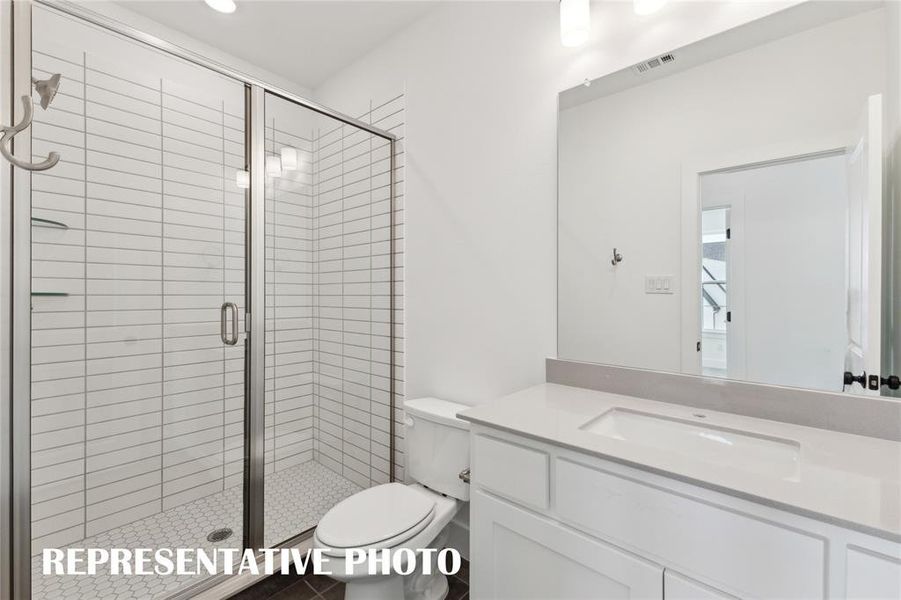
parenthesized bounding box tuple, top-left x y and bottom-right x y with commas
(457, 383, 901, 542)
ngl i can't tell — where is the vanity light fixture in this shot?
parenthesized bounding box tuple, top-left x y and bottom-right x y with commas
(265, 155, 281, 177)
(634, 0, 668, 16)
(560, 0, 590, 47)
(280, 147, 298, 171)
(204, 0, 236, 14)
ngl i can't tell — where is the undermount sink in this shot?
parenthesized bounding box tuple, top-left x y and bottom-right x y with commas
(580, 408, 801, 481)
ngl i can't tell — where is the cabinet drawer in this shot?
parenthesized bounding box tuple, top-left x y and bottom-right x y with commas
(473, 434, 549, 510)
(471, 490, 662, 599)
(555, 458, 826, 599)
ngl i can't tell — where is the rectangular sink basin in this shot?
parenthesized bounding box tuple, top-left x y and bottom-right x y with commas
(580, 408, 800, 481)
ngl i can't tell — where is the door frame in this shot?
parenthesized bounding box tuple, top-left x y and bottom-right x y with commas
(844, 94, 884, 395)
(680, 133, 850, 375)
(1, 1, 399, 598)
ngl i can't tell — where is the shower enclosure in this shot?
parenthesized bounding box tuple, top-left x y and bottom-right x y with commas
(0, 1, 400, 598)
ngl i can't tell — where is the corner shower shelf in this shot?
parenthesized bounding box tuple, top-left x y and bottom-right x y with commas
(31, 217, 68, 230)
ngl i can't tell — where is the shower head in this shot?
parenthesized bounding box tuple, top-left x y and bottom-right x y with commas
(32, 74, 61, 110)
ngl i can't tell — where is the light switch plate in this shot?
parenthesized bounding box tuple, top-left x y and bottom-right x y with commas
(645, 275, 674, 294)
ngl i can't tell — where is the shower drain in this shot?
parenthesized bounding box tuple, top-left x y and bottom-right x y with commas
(206, 528, 234, 543)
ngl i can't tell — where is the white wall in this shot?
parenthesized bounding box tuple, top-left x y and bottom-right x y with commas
(313, 0, 799, 406)
(558, 9, 886, 373)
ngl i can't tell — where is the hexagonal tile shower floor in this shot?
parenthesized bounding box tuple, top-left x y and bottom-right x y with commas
(31, 461, 362, 600)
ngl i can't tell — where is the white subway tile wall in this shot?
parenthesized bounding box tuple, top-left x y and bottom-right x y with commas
(376, 94, 406, 485)
(312, 94, 405, 489)
(264, 110, 317, 482)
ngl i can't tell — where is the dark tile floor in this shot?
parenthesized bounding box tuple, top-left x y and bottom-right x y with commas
(229, 559, 470, 600)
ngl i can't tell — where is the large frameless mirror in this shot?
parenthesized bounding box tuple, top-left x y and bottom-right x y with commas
(557, 1, 899, 397)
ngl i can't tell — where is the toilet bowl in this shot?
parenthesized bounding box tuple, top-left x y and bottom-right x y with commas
(313, 398, 471, 600)
(314, 483, 460, 600)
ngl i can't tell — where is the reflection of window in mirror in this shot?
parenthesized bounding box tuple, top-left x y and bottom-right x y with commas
(700, 208, 729, 379)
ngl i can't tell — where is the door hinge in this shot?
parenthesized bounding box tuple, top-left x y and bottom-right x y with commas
(726, 228, 731, 240)
(726, 311, 732, 323)
(696, 341, 701, 352)
(245, 314, 251, 332)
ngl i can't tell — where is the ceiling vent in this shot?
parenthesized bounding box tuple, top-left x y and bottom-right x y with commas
(632, 53, 676, 75)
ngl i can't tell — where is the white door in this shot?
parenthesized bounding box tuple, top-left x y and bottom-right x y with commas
(470, 490, 663, 599)
(844, 94, 883, 393)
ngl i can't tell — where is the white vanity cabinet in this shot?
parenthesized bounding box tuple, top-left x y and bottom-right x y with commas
(469, 426, 901, 600)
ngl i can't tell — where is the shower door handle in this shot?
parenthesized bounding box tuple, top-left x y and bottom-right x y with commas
(221, 302, 239, 346)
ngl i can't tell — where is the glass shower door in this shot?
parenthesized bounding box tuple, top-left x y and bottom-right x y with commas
(29, 5, 247, 598)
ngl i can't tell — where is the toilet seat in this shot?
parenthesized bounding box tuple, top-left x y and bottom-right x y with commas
(316, 483, 437, 554)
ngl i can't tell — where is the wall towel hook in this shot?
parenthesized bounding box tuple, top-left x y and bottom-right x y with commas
(611, 247, 623, 266)
(1, 95, 61, 172)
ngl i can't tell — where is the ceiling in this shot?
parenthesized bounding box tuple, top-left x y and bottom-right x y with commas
(118, 1, 436, 90)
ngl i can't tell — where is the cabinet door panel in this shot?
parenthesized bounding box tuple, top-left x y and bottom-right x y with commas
(665, 571, 737, 600)
(471, 490, 662, 600)
(846, 547, 901, 599)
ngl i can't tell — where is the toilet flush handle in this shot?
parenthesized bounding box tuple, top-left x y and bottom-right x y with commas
(458, 468, 471, 484)
(403, 415, 414, 428)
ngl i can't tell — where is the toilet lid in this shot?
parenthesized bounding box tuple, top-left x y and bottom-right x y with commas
(316, 483, 436, 549)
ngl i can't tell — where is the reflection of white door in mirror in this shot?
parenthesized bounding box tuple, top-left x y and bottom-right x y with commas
(844, 94, 883, 395)
(680, 132, 856, 390)
(697, 155, 848, 391)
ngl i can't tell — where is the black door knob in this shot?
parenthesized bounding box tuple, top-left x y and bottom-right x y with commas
(881, 375, 901, 391)
(843, 371, 867, 388)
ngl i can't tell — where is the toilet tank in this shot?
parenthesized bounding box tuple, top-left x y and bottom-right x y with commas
(403, 398, 471, 501)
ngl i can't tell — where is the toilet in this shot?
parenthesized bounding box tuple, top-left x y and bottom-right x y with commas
(313, 398, 471, 600)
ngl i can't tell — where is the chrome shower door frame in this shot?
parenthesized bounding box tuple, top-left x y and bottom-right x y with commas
(3, 1, 36, 598)
(2, 1, 399, 598)
(245, 85, 266, 552)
